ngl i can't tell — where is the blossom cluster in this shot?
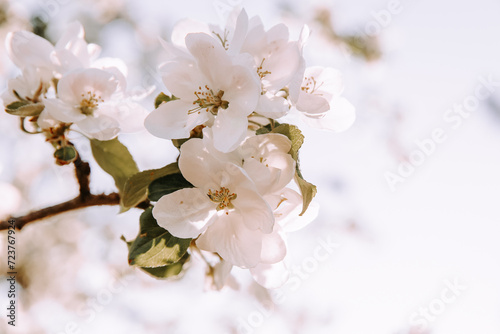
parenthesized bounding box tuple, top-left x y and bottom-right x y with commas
(3, 22, 146, 156)
(145, 10, 354, 288)
(2, 9, 354, 290)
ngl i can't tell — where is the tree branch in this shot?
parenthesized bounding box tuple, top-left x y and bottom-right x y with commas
(0, 154, 150, 231)
(0, 193, 121, 231)
(73, 154, 91, 201)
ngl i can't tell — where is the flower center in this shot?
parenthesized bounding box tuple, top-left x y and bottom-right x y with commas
(257, 58, 272, 80)
(250, 155, 269, 167)
(207, 187, 237, 212)
(189, 86, 229, 115)
(79, 91, 103, 115)
(212, 30, 229, 50)
(257, 58, 273, 95)
(301, 76, 324, 95)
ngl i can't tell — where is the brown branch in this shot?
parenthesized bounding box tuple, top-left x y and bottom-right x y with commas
(0, 193, 120, 231)
(0, 148, 150, 231)
(73, 155, 91, 201)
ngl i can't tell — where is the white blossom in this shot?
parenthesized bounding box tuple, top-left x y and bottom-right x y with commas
(42, 68, 146, 140)
(145, 33, 260, 152)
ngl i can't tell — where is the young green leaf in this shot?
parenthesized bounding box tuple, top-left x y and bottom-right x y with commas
(54, 146, 77, 165)
(128, 207, 191, 268)
(154, 93, 178, 109)
(5, 101, 44, 116)
(120, 163, 180, 212)
(295, 174, 317, 215)
(148, 173, 194, 202)
(140, 252, 190, 279)
(121, 235, 191, 279)
(90, 138, 139, 194)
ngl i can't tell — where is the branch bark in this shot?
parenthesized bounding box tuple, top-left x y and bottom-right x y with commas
(0, 155, 150, 231)
(0, 193, 120, 231)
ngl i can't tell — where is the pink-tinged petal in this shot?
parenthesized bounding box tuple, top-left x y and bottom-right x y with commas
(255, 94, 289, 119)
(153, 188, 216, 239)
(160, 59, 205, 100)
(241, 158, 274, 194)
(250, 261, 289, 289)
(43, 98, 85, 123)
(232, 179, 274, 233)
(201, 128, 243, 166)
(305, 66, 344, 100)
(171, 19, 210, 48)
(55, 21, 84, 49)
(178, 138, 223, 188)
(227, 9, 248, 55)
(262, 42, 301, 91)
(288, 57, 306, 103)
(209, 260, 235, 291)
(211, 110, 248, 153)
(159, 37, 191, 60)
(295, 91, 330, 115)
(267, 23, 289, 43)
(240, 134, 295, 193)
(144, 99, 207, 140)
(222, 64, 260, 115)
(37, 109, 59, 130)
(7, 31, 54, 69)
(259, 229, 287, 264)
(76, 114, 119, 140)
(196, 213, 263, 268)
(267, 188, 318, 232)
(303, 97, 355, 132)
(101, 102, 148, 133)
(185, 33, 231, 86)
(58, 68, 118, 103)
(92, 58, 128, 79)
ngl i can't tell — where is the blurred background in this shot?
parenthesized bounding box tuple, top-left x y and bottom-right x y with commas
(0, 0, 499, 333)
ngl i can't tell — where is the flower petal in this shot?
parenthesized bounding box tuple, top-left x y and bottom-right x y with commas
(196, 212, 263, 268)
(250, 261, 289, 289)
(211, 110, 248, 153)
(153, 188, 215, 239)
(178, 138, 223, 188)
(76, 114, 119, 140)
(303, 97, 356, 132)
(185, 33, 231, 86)
(7, 31, 54, 70)
(144, 99, 207, 140)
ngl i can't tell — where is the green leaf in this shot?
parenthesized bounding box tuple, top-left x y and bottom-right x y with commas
(171, 138, 190, 149)
(255, 121, 281, 135)
(128, 207, 191, 268)
(140, 252, 190, 279)
(90, 138, 139, 194)
(120, 163, 180, 212)
(5, 101, 44, 116)
(148, 173, 194, 202)
(154, 93, 178, 109)
(121, 235, 190, 279)
(262, 123, 316, 215)
(54, 146, 77, 165)
(270, 124, 304, 161)
(295, 174, 317, 215)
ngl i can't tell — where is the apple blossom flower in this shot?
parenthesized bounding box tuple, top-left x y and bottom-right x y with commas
(145, 32, 260, 152)
(6, 30, 54, 72)
(153, 133, 296, 268)
(293, 66, 356, 132)
(240, 16, 305, 119)
(42, 68, 146, 140)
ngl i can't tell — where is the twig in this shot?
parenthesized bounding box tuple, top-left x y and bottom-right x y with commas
(73, 155, 91, 201)
(0, 193, 121, 231)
